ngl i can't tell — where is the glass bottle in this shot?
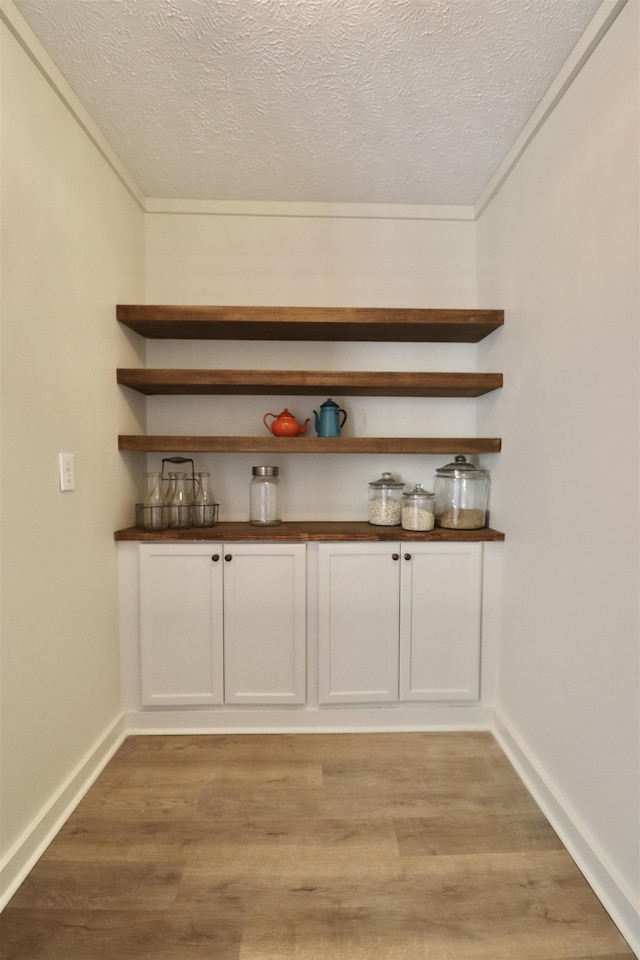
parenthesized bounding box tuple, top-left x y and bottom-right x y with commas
(168, 472, 191, 528)
(250, 466, 281, 525)
(434, 455, 490, 529)
(142, 471, 167, 531)
(162, 472, 176, 528)
(191, 472, 216, 527)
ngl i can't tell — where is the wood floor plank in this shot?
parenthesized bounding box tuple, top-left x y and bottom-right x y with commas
(0, 733, 633, 960)
(0, 908, 242, 960)
(72, 784, 201, 821)
(202, 760, 323, 786)
(4, 861, 183, 910)
(94, 757, 220, 788)
(184, 817, 403, 882)
(237, 873, 628, 960)
(400, 848, 577, 877)
(194, 772, 541, 822)
(41, 818, 207, 864)
(78, 761, 322, 822)
(394, 810, 564, 856)
(114, 731, 502, 764)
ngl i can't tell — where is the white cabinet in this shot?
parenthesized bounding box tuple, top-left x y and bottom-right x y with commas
(137, 539, 481, 712)
(318, 543, 401, 703)
(139, 543, 224, 707)
(222, 542, 306, 705)
(138, 542, 306, 707)
(318, 542, 481, 704)
(399, 543, 481, 701)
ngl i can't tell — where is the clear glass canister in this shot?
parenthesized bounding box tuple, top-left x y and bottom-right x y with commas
(250, 466, 281, 525)
(368, 472, 403, 526)
(401, 484, 435, 531)
(434, 456, 490, 530)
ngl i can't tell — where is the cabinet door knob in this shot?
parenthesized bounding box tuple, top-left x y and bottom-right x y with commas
(392, 553, 400, 561)
(225, 554, 232, 562)
(211, 554, 220, 562)
(404, 553, 412, 561)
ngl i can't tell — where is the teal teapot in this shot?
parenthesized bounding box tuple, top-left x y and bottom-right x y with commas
(313, 398, 347, 437)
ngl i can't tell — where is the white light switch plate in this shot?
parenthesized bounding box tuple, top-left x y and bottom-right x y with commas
(59, 452, 75, 491)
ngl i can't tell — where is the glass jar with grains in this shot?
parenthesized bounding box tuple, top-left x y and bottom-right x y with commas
(401, 484, 435, 531)
(434, 455, 489, 530)
(368, 472, 403, 526)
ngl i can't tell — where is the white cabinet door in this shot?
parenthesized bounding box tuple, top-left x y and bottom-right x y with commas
(223, 543, 306, 704)
(318, 542, 400, 703)
(399, 542, 482, 701)
(139, 543, 224, 707)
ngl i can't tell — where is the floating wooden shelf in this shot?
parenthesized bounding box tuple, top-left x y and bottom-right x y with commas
(117, 369, 503, 398)
(118, 435, 502, 455)
(117, 305, 504, 343)
(114, 521, 505, 543)
(115, 305, 506, 542)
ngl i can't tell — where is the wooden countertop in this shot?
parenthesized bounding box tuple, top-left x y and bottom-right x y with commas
(114, 521, 505, 542)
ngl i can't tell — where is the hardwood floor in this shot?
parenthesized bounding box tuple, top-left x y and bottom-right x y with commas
(0, 732, 633, 959)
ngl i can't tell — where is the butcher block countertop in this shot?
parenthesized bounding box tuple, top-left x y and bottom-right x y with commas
(114, 521, 505, 542)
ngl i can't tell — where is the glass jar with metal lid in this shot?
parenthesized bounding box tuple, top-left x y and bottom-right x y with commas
(434, 456, 490, 530)
(368, 471, 403, 526)
(250, 465, 281, 525)
(401, 483, 435, 531)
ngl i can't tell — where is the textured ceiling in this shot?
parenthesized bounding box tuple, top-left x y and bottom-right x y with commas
(14, 0, 603, 205)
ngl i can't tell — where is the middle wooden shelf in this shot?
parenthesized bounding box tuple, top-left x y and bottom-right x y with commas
(118, 435, 502, 454)
(116, 368, 503, 397)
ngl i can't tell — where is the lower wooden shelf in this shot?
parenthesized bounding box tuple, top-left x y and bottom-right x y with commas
(118, 435, 502, 454)
(114, 521, 505, 543)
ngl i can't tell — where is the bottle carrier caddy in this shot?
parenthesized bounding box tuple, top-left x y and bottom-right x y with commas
(135, 456, 220, 530)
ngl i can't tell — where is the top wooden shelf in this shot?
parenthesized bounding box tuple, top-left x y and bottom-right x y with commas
(117, 305, 504, 343)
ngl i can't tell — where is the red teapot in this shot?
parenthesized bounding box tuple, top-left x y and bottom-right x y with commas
(263, 408, 310, 437)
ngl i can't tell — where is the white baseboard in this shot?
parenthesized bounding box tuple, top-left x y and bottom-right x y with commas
(0, 714, 126, 910)
(492, 707, 640, 958)
(123, 703, 495, 735)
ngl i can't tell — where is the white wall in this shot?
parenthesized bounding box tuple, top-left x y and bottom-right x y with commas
(477, 0, 639, 941)
(143, 212, 482, 520)
(0, 16, 145, 894)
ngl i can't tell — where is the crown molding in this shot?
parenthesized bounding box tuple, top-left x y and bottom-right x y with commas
(0, 0, 146, 211)
(144, 198, 475, 220)
(473, 0, 629, 219)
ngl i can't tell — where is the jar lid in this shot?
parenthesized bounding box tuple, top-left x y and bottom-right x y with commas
(252, 465, 279, 476)
(402, 483, 434, 500)
(435, 455, 488, 479)
(369, 471, 403, 489)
